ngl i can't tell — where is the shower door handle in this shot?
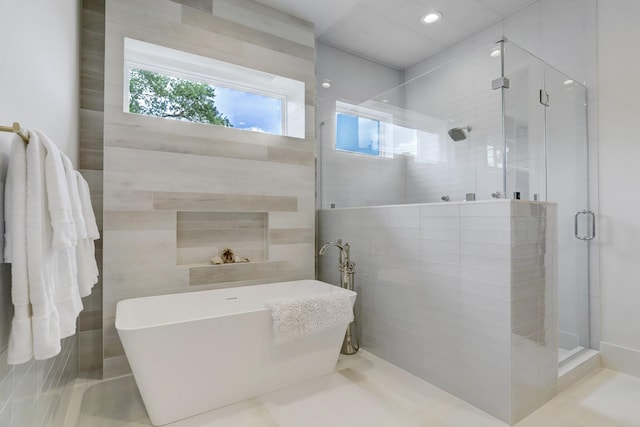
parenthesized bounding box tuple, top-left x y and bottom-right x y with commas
(574, 210, 596, 241)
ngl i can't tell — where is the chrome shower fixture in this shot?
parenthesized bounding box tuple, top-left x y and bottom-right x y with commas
(318, 239, 359, 355)
(447, 126, 472, 141)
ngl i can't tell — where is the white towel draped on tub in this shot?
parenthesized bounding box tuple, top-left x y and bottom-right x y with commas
(266, 291, 354, 344)
(3, 128, 100, 364)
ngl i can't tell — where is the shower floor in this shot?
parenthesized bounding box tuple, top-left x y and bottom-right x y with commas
(558, 345, 587, 364)
(63, 350, 640, 427)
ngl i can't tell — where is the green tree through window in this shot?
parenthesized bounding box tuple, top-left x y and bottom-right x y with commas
(128, 68, 232, 127)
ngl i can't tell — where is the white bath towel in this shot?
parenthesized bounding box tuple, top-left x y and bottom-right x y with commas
(38, 131, 75, 249)
(40, 134, 85, 338)
(0, 155, 6, 264)
(76, 171, 98, 239)
(266, 291, 354, 344)
(26, 130, 61, 360)
(61, 155, 86, 240)
(54, 153, 84, 336)
(54, 245, 84, 338)
(4, 135, 34, 364)
(3, 147, 18, 264)
(75, 171, 99, 297)
(0, 179, 5, 263)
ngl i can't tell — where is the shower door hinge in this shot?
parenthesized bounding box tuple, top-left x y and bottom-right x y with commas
(540, 89, 550, 106)
(492, 77, 510, 90)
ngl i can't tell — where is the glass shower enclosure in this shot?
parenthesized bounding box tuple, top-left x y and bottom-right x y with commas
(502, 40, 592, 363)
(319, 38, 592, 365)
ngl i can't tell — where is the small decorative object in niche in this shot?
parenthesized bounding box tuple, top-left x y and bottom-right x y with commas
(211, 248, 250, 265)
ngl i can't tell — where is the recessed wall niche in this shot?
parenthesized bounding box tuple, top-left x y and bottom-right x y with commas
(176, 212, 268, 265)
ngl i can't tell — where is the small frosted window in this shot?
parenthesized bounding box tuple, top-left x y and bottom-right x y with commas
(336, 113, 380, 156)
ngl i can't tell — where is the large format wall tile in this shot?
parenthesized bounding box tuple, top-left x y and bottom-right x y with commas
(319, 200, 557, 425)
(78, 0, 105, 376)
(102, 0, 316, 378)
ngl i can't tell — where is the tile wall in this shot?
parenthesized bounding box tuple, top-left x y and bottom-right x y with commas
(101, 0, 316, 378)
(509, 202, 558, 422)
(318, 200, 557, 424)
(597, 0, 640, 375)
(78, 0, 105, 375)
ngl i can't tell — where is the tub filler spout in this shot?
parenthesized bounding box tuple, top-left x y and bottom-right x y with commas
(318, 239, 359, 355)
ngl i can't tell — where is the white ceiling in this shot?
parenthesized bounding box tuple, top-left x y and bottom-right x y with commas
(252, 0, 538, 70)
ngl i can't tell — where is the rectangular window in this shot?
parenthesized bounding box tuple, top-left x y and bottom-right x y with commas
(124, 38, 305, 139)
(336, 113, 380, 156)
(335, 101, 423, 158)
(335, 101, 391, 157)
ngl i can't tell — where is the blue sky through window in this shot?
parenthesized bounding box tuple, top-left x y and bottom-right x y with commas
(336, 113, 380, 156)
(213, 86, 283, 135)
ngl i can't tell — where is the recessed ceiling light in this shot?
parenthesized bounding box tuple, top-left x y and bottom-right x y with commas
(422, 11, 442, 24)
(490, 47, 502, 58)
(321, 80, 331, 89)
(563, 79, 574, 85)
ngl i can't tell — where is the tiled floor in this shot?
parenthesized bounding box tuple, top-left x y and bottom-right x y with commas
(64, 350, 640, 427)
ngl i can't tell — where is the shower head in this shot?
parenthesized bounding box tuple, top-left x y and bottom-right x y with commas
(447, 126, 472, 141)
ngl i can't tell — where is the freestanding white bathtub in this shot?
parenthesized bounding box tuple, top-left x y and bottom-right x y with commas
(115, 279, 356, 426)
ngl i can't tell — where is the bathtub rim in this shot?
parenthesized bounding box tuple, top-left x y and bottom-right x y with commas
(115, 279, 356, 332)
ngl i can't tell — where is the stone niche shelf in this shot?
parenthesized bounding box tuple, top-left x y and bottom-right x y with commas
(185, 260, 287, 286)
(176, 211, 268, 266)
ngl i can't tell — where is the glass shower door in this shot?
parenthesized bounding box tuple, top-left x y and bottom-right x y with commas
(503, 40, 591, 365)
(544, 66, 590, 363)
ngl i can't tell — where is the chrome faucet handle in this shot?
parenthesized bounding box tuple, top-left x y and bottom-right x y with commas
(346, 261, 356, 274)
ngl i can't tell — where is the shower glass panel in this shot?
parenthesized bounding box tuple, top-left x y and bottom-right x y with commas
(318, 38, 592, 366)
(320, 41, 503, 209)
(544, 66, 590, 363)
(502, 40, 590, 364)
(502, 42, 546, 201)
(394, 43, 504, 203)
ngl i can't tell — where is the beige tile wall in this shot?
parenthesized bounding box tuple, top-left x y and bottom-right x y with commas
(102, 0, 316, 378)
(78, 0, 105, 375)
(177, 212, 268, 265)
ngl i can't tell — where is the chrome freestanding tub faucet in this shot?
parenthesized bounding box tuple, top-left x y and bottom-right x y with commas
(319, 239, 359, 355)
